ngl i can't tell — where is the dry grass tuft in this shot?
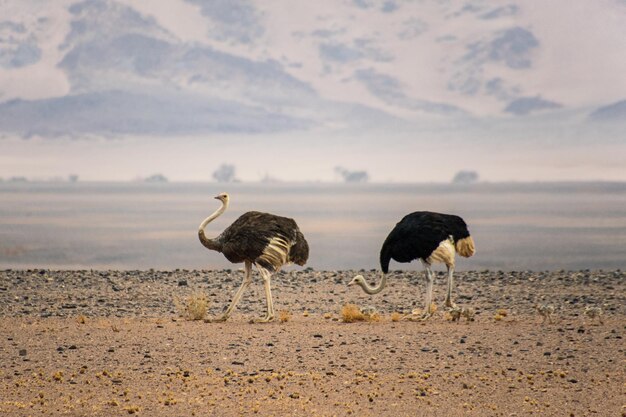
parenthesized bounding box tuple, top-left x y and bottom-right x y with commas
(76, 315, 87, 324)
(323, 312, 333, 320)
(124, 405, 140, 414)
(340, 304, 381, 323)
(496, 308, 508, 317)
(364, 312, 381, 322)
(341, 304, 365, 323)
(176, 291, 209, 321)
(278, 310, 292, 323)
(390, 312, 403, 322)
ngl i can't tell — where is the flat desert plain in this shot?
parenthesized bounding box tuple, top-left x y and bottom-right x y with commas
(1, 269, 624, 416)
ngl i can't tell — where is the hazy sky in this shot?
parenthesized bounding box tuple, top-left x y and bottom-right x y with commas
(1, 0, 625, 182)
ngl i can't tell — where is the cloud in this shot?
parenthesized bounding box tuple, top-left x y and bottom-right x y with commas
(0, 20, 42, 68)
(319, 38, 392, 66)
(351, 0, 398, 13)
(355, 68, 466, 115)
(588, 99, 626, 122)
(448, 27, 539, 100)
(479, 5, 519, 20)
(397, 18, 428, 40)
(504, 96, 562, 115)
(485, 77, 520, 101)
(465, 27, 539, 69)
(184, 0, 263, 44)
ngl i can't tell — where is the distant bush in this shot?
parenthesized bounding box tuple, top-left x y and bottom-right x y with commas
(335, 166, 369, 183)
(213, 164, 237, 183)
(452, 170, 479, 184)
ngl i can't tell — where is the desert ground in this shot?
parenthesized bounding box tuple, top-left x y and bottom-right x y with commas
(1, 269, 624, 416)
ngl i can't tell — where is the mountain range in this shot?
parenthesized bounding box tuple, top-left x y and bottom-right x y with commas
(0, 0, 625, 137)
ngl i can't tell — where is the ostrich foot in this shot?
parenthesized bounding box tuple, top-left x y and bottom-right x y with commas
(251, 315, 275, 323)
(419, 311, 432, 321)
(402, 311, 432, 321)
(204, 315, 229, 323)
(445, 299, 457, 309)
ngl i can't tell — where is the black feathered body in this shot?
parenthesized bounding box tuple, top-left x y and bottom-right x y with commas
(380, 211, 474, 273)
(215, 211, 309, 272)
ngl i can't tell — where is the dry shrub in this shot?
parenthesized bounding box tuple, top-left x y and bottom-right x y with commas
(323, 312, 333, 320)
(279, 310, 292, 323)
(76, 315, 87, 324)
(176, 291, 209, 321)
(364, 312, 381, 322)
(496, 308, 508, 317)
(341, 304, 365, 323)
(390, 312, 403, 322)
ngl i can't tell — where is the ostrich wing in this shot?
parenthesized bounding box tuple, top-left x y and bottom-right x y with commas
(380, 211, 470, 272)
(219, 211, 307, 267)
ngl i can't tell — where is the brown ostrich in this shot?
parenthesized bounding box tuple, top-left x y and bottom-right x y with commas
(198, 193, 309, 322)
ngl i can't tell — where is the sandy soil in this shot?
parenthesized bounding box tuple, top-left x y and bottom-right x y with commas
(1, 269, 624, 416)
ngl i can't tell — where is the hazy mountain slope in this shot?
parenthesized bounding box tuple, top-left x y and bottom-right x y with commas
(0, 0, 625, 137)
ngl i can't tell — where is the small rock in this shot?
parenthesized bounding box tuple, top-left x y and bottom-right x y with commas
(18, 349, 27, 356)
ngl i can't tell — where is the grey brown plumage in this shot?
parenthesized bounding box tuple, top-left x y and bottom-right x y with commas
(205, 211, 309, 271)
(198, 193, 309, 322)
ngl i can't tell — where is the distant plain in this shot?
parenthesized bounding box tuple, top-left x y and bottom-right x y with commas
(1, 181, 625, 271)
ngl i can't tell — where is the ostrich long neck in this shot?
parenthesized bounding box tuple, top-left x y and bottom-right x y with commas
(198, 200, 227, 252)
(356, 271, 387, 295)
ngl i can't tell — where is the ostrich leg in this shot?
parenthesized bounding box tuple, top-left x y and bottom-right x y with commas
(213, 260, 252, 322)
(255, 265, 275, 322)
(444, 264, 457, 308)
(420, 260, 435, 320)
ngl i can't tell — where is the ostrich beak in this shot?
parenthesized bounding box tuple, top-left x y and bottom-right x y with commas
(214, 195, 221, 200)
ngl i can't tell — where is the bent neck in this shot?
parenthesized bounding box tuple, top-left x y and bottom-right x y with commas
(356, 271, 387, 295)
(198, 200, 227, 252)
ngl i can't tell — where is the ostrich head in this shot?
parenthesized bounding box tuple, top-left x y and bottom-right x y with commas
(214, 192, 229, 205)
(348, 275, 365, 287)
(348, 273, 387, 295)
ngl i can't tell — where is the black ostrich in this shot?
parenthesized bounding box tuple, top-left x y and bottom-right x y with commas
(349, 211, 475, 319)
(198, 192, 309, 322)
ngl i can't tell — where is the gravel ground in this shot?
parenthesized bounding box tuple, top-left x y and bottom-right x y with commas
(1, 269, 625, 416)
